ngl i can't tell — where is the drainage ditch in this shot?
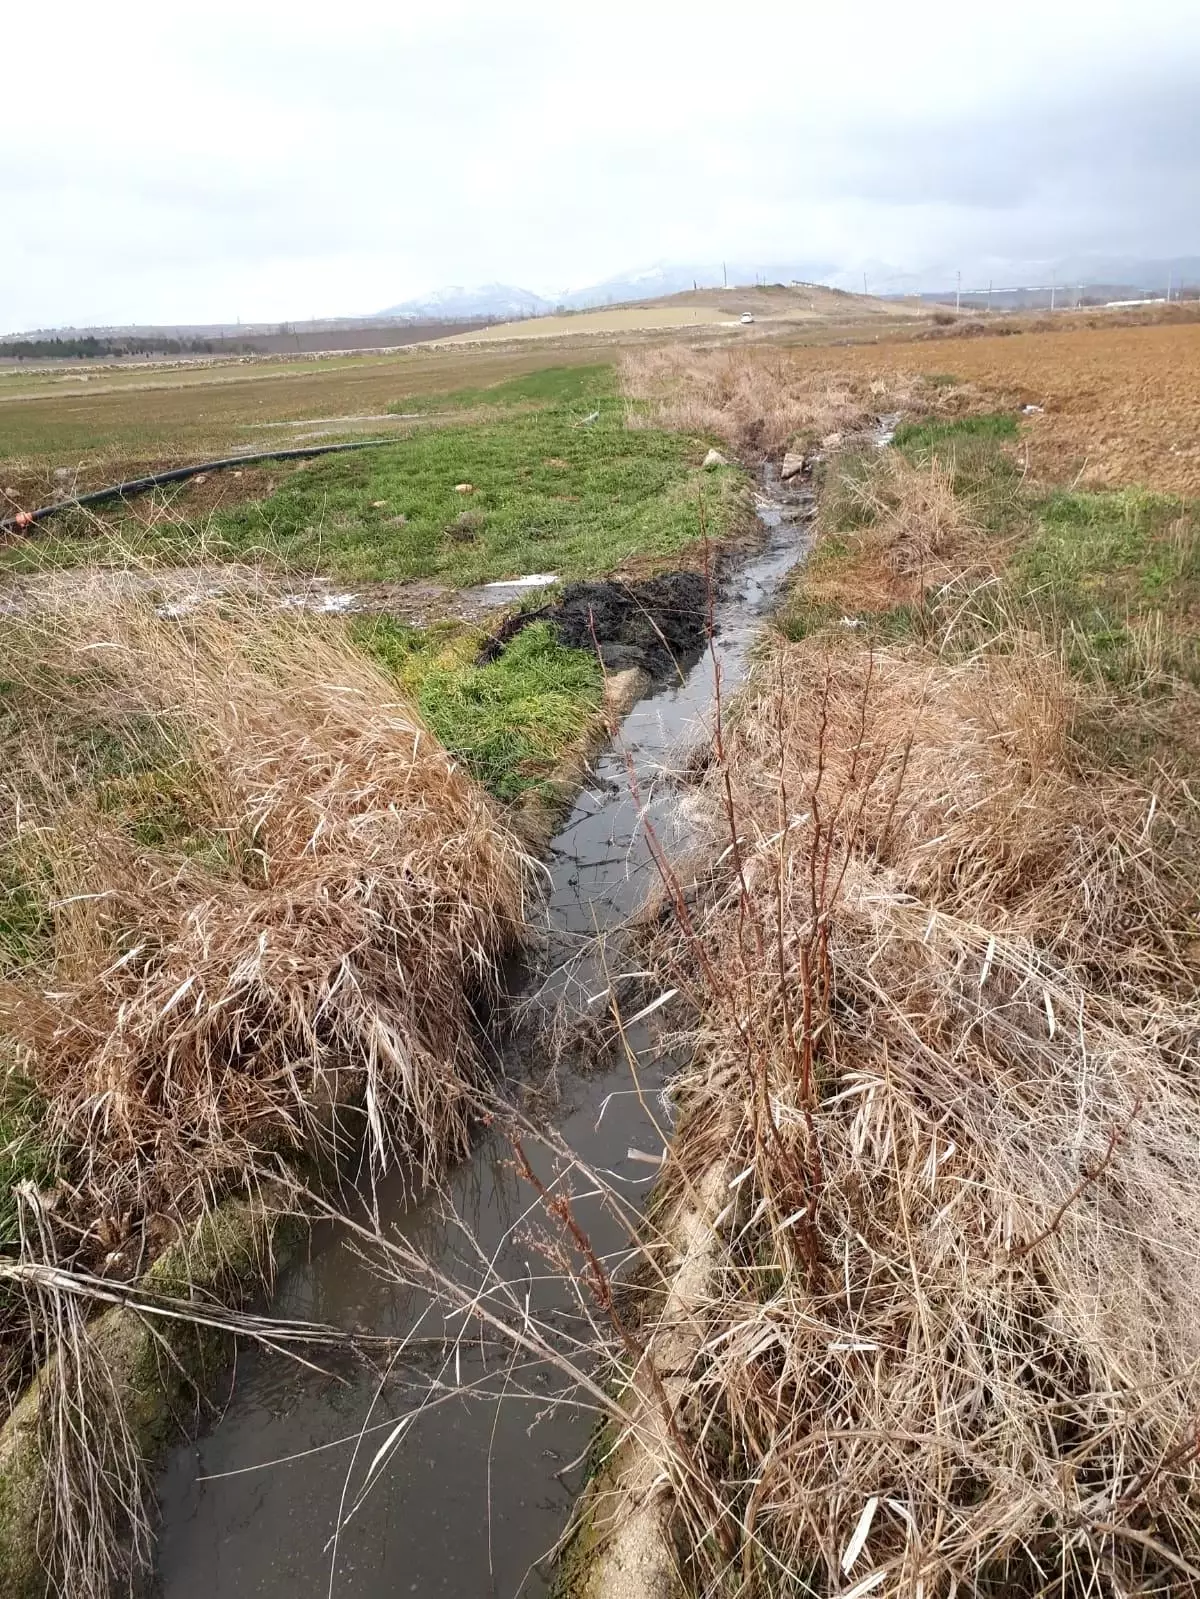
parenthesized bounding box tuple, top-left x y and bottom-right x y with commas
(151, 465, 815, 1599)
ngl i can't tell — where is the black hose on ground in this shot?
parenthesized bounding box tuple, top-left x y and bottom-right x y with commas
(0, 438, 399, 536)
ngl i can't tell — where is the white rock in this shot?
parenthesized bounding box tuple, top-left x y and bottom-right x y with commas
(780, 451, 806, 481)
(702, 448, 728, 468)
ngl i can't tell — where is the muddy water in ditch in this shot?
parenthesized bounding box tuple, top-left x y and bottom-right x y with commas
(153, 469, 813, 1599)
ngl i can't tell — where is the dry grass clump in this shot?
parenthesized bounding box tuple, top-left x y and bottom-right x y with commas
(621, 346, 954, 458)
(0, 589, 534, 1240)
(729, 641, 1189, 990)
(802, 452, 989, 623)
(630, 628, 1200, 1595)
(848, 451, 980, 580)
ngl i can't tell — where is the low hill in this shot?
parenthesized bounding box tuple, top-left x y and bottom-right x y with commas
(435, 283, 929, 344)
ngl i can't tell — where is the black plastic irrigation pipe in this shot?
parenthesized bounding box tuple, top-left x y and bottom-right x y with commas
(0, 438, 399, 536)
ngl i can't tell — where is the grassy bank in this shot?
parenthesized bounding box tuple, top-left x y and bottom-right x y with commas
(203, 393, 724, 585)
(0, 589, 537, 1229)
(354, 617, 603, 801)
(1, 362, 744, 586)
(557, 372, 1200, 1595)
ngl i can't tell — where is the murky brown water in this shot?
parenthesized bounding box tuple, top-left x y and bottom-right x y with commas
(152, 468, 815, 1599)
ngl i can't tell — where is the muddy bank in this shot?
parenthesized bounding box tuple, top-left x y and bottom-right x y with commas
(549, 570, 708, 675)
(478, 569, 710, 678)
(0, 1200, 302, 1599)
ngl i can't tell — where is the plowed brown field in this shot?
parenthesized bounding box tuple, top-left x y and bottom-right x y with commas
(798, 320, 1200, 496)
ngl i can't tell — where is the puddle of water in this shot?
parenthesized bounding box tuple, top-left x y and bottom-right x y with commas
(468, 573, 560, 609)
(279, 589, 359, 614)
(875, 411, 902, 448)
(152, 469, 815, 1599)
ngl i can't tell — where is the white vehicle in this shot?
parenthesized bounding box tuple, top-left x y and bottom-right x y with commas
(740, 312, 755, 324)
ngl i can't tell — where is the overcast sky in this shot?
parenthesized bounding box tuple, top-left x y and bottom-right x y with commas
(7, 0, 1199, 329)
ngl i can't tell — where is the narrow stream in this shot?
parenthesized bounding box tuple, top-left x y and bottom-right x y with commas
(153, 467, 814, 1599)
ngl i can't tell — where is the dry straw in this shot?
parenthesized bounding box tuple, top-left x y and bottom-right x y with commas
(0, 582, 536, 1239)
(621, 346, 941, 458)
(505, 364, 1200, 1593)
(588, 419, 1200, 1592)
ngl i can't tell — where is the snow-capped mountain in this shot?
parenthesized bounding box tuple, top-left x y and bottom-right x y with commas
(378, 262, 842, 320)
(555, 263, 725, 307)
(377, 283, 552, 319)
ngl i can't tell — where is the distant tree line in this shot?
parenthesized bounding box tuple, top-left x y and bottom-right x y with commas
(0, 335, 258, 360)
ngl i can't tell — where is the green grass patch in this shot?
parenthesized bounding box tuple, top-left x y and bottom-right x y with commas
(387, 362, 615, 414)
(892, 411, 1019, 452)
(3, 395, 742, 587)
(355, 617, 602, 800)
(207, 398, 732, 585)
(1013, 489, 1200, 687)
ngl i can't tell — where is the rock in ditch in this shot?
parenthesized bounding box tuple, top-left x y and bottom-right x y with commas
(780, 450, 806, 481)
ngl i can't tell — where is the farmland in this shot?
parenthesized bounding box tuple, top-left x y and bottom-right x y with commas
(805, 314, 1200, 494)
(0, 342, 612, 506)
(3, 299, 1200, 1599)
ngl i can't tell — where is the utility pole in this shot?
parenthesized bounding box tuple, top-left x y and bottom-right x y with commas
(987, 279, 993, 312)
(1167, 268, 1174, 303)
(863, 272, 869, 297)
(1050, 281, 1056, 312)
(722, 260, 727, 289)
(955, 270, 961, 312)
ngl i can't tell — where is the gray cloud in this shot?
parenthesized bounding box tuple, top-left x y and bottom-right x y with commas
(5, 0, 1199, 328)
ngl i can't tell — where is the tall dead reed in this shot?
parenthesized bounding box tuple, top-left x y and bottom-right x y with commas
(631, 622, 1200, 1594)
(0, 579, 538, 1595)
(587, 429, 1200, 1593)
(622, 347, 939, 458)
(0, 588, 535, 1233)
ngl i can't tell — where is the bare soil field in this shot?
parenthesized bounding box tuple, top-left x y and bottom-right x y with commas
(805, 318, 1200, 495)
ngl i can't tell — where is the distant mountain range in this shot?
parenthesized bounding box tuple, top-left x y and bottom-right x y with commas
(377, 261, 837, 320)
(1049, 254, 1200, 292)
(10, 255, 1199, 346)
(380, 255, 1200, 322)
(377, 283, 551, 319)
